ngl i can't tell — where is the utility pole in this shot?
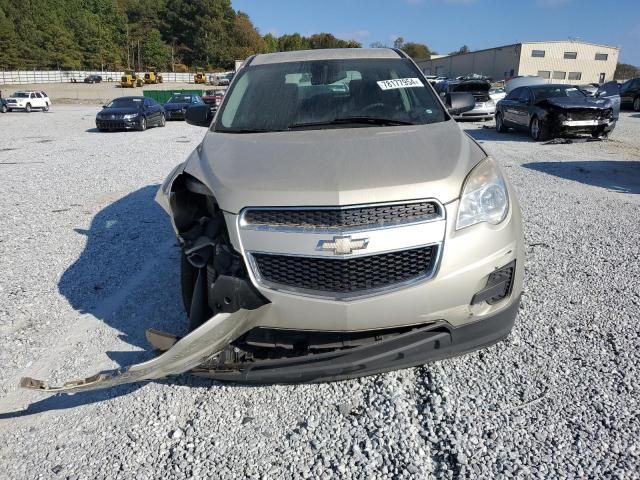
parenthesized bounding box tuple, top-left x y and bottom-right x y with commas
(126, 24, 130, 69)
(137, 40, 141, 72)
(172, 38, 176, 72)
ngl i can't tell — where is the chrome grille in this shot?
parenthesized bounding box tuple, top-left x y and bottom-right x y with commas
(242, 201, 440, 230)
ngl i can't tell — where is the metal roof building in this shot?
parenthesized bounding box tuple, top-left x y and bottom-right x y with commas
(416, 41, 619, 84)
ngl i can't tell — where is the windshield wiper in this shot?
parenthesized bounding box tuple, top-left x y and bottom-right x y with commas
(288, 117, 415, 130)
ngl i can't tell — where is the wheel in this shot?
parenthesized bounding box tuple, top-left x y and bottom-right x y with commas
(25, 103, 32, 113)
(496, 112, 507, 133)
(43, 103, 49, 112)
(138, 116, 147, 131)
(1, 105, 6, 113)
(530, 116, 550, 141)
(634, 97, 640, 112)
(159, 113, 166, 127)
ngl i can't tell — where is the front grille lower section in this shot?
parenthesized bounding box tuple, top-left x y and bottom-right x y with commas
(252, 245, 437, 296)
(243, 202, 441, 230)
(567, 109, 611, 121)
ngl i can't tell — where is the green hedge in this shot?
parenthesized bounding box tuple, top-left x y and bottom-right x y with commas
(143, 89, 205, 104)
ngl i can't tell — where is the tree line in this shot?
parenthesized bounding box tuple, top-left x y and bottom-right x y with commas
(0, 0, 364, 71)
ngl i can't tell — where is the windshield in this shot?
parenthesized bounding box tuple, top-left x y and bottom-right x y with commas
(106, 98, 143, 108)
(168, 95, 193, 103)
(214, 58, 446, 133)
(533, 86, 585, 100)
(13, 92, 29, 98)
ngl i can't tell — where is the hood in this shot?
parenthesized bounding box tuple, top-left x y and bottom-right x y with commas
(165, 102, 190, 110)
(99, 107, 141, 115)
(451, 80, 491, 94)
(537, 96, 612, 110)
(183, 121, 487, 213)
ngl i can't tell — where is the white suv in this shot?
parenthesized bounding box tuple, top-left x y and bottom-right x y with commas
(5, 91, 51, 112)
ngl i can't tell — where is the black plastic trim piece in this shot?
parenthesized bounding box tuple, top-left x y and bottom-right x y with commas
(193, 295, 521, 384)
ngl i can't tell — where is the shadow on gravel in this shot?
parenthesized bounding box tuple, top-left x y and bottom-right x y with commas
(465, 127, 532, 143)
(0, 187, 217, 416)
(0, 376, 219, 419)
(523, 160, 640, 194)
(58, 184, 187, 358)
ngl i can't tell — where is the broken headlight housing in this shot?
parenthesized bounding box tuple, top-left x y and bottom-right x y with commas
(456, 157, 509, 230)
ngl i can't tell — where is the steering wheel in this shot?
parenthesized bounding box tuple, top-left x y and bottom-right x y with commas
(360, 102, 386, 113)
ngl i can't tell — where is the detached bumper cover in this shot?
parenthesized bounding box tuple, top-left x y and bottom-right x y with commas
(20, 307, 262, 394)
(196, 295, 521, 384)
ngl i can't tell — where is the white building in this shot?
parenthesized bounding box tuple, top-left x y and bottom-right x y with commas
(417, 40, 619, 84)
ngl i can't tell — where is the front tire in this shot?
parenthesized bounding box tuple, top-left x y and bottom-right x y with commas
(496, 112, 507, 133)
(1, 105, 6, 113)
(43, 103, 49, 112)
(530, 116, 550, 141)
(138, 116, 147, 131)
(159, 113, 166, 127)
(634, 97, 640, 112)
(25, 103, 32, 113)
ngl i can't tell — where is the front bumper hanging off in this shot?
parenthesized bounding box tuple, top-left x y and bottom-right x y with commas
(20, 307, 263, 394)
(20, 297, 519, 393)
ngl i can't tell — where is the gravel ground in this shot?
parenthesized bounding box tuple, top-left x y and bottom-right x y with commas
(0, 106, 639, 479)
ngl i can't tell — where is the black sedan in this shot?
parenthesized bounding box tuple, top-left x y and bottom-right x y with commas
(163, 93, 205, 120)
(95, 96, 165, 132)
(495, 84, 618, 141)
(84, 75, 103, 83)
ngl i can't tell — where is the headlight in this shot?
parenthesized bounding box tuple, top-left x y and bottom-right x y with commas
(123, 113, 138, 120)
(487, 99, 495, 106)
(456, 157, 509, 230)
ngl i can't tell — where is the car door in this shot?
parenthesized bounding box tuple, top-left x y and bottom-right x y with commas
(513, 88, 533, 128)
(35, 92, 46, 108)
(619, 79, 638, 106)
(144, 98, 158, 123)
(500, 87, 522, 126)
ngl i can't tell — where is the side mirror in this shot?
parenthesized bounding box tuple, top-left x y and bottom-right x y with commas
(445, 92, 475, 115)
(186, 104, 214, 127)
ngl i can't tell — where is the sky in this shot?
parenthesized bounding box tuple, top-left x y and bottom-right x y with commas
(232, 0, 640, 65)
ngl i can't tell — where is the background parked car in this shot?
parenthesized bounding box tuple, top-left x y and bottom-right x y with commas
(489, 87, 506, 102)
(95, 96, 165, 131)
(84, 75, 103, 83)
(435, 79, 494, 121)
(495, 84, 617, 141)
(4, 91, 51, 112)
(202, 90, 225, 111)
(619, 77, 640, 111)
(163, 93, 205, 120)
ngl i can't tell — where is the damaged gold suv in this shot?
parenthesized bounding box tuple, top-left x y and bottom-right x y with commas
(22, 49, 524, 393)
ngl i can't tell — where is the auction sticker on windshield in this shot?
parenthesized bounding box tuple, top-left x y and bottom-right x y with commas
(377, 78, 423, 90)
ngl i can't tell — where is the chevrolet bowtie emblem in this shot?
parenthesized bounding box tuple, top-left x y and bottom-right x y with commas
(316, 235, 369, 255)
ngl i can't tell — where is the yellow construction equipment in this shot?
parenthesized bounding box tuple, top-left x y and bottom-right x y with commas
(121, 70, 144, 88)
(194, 71, 207, 84)
(144, 70, 164, 84)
